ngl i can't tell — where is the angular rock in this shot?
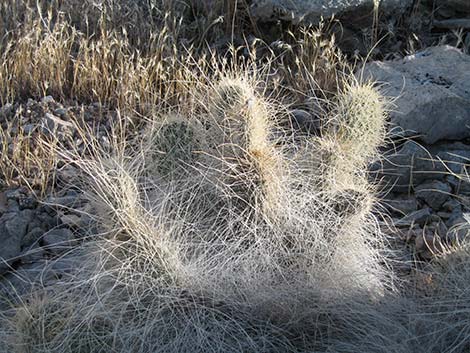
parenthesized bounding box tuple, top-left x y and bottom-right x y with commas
(415, 180, 452, 210)
(42, 228, 75, 254)
(384, 194, 418, 215)
(0, 211, 34, 273)
(445, 213, 470, 244)
(395, 207, 432, 227)
(362, 46, 470, 144)
(424, 0, 470, 16)
(375, 141, 470, 193)
(250, 0, 412, 25)
(290, 109, 320, 134)
(415, 230, 445, 260)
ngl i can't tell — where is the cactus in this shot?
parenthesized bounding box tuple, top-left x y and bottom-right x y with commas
(148, 114, 205, 177)
(203, 77, 285, 216)
(328, 81, 386, 164)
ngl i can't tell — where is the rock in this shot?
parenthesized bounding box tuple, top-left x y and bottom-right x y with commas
(21, 227, 44, 249)
(41, 96, 55, 104)
(375, 141, 470, 193)
(433, 19, 470, 30)
(20, 243, 45, 263)
(445, 213, 470, 244)
(424, 0, 470, 16)
(385, 194, 418, 215)
(290, 109, 320, 134)
(442, 198, 462, 213)
(395, 208, 432, 227)
(415, 180, 452, 210)
(0, 211, 34, 273)
(0, 192, 8, 214)
(415, 230, 445, 260)
(53, 108, 68, 117)
(59, 214, 82, 227)
(22, 124, 35, 134)
(45, 194, 81, 209)
(41, 228, 75, 254)
(250, 0, 412, 25)
(362, 46, 470, 144)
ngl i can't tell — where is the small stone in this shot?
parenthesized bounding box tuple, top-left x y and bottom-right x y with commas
(385, 195, 418, 215)
(22, 227, 44, 248)
(395, 208, 432, 227)
(41, 96, 55, 104)
(53, 108, 67, 117)
(415, 230, 445, 260)
(290, 109, 320, 134)
(60, 214, 82, 227)
(20, 243, 45, 263)
(415, 180, 452, 210)
(437, 211, 453, 219)
(22, 124, 35, 135)
(42, 228, 75, 254)
(442, 198, 462, 212)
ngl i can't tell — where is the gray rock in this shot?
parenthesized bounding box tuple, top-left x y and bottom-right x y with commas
(385, 195, 418, 215)
(415, 230, 445, 260)
(415, 180, 452, 210)
(20, 243, 45, 263)
(42, 228, 75, 254)
(362, 46, 470, 144)
(41, 96, 55, 104)
(22, 227, 44, 249)
(290, 109, 320, 134)
(0, 211, 34, 273)
(376, 141, 470, 193)
(433, 19, 470, 30)
(395, 208, 432, 227)
(442, 198, 462, 213)
(424, 0, 470, 16)
(45, 195, 81, 209)
(446, 213, 470, 244)
(250, 0, 412, 25)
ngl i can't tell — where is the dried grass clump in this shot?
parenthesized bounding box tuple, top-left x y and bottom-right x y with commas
(0, 114, 59, 197)
(0, 1, 195, 110)
(412, 242, 470, 353)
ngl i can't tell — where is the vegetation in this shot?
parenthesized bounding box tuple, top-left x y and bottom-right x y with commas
(0, 1, 469, 352)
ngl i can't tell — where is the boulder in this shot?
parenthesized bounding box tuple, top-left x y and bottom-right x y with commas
(250, 0, 412, 25)
(362, 46, 470, 144)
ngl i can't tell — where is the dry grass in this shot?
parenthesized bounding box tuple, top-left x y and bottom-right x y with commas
(0, 111, 59, 197)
